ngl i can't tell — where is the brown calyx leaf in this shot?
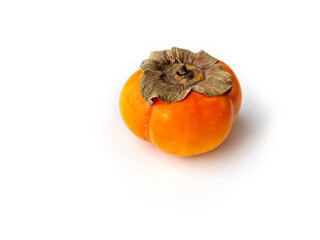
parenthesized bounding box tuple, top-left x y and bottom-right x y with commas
(192, 64, 232, 96)
(140, 70, 191, 104)
(139, 47, 232, 105)
(171, 47, 218, 69)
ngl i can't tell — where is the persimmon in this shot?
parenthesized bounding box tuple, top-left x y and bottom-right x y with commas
(119, 47, 241, 157)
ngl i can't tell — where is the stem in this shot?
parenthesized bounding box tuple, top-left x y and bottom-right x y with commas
(177, 64, 189, 76)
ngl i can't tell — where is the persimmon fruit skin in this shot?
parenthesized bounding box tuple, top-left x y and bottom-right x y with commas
(119, 61, 242, 157)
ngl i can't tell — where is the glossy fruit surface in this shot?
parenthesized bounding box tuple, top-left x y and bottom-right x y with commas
(119, 61, 241, 156)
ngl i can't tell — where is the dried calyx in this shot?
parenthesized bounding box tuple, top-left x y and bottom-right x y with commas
(140, 47, 232, 105)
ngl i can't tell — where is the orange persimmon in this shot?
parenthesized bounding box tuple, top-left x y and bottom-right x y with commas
(119, 47, 241, 157)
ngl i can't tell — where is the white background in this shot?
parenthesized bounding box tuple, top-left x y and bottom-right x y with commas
(1, 0, 320, 239)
